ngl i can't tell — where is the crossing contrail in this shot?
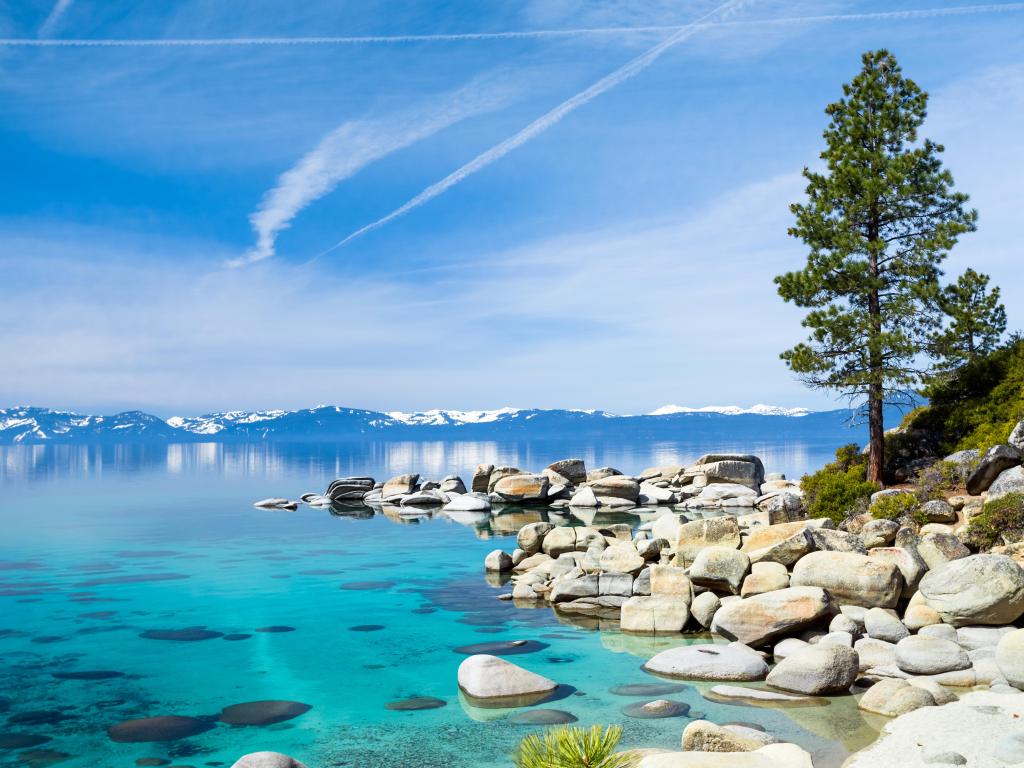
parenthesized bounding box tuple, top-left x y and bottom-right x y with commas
(38, 0, 74, 37)
(2, 4, 1021, 48)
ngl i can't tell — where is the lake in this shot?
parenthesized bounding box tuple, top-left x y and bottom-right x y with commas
(0, 439, 881, 767)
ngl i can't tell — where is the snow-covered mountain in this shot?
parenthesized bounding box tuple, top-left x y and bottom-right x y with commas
(0, 403, 877, 445)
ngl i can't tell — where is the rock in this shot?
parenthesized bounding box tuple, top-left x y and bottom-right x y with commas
(808, 527, 868, 554)
(600, 543, 646, 575)
(706, 685, 815, 706)
(325, 476, 376, 501)
(765, 491, 806, 524)
(640, 483, 680, 505)
(253, 498, 298, 510)
(858, 678, 935, 717)
(382, 473, 419, 499)
(640, 464, 684, 483)
(917, 533, 970, 570)
(590, 475, 640, 502)
(864, 608, 910, 643)
(692, 453, 766, 491)
(471, 464, 494, 493)
(484, 550, 512, 572)
(988, 465, 1024, 501)
(690, 547, 751, 594)
(587, 467, 622, 482)
(642, 642, 768, 681)
(742, 520, 817, 566)
(918, 554, 1024, 626)
(568, 486, 599, 508)
(542, 526, 577, 557)
(690, 592, 721, 629)
(895, 636, 971, 675)
(845, 690, 1024, 768)
(819, 630, 853, 647)
(855, 638, 897, 670)
(996, 629, 1024, 689)
(861, 519, 900, 548)
(830, 613, 860, 635)
(652, 513, 685, 544)
(907, 677, 957, 705)
(546, 459, 587, 486)
(457, 654, 557, 704)
(1009, 420, 1024, 452)
(681, 720, 773, 752)
(444, 494, 490, 512)
(903, 604, 942, 631)
(994, 732, 1024, 765)
(494, 473, 549, 502)
(634, 567, 652, 596)
(637, 744, 813, 768)
(401, 489, 446, 506)
(966, 444, 1022, 495)
(637, 538, 667, 560)
(677, 517, 741, 566)
(550, 575, 599, 603)
(689, 483, 759, 507)
(766, 643, 859, 695)
(599, 572, 633, 597)
(649, 565, 692, 601)
(920, 500, 957, 524)
(773, 637, 810, 662)
(711, 587, 833, 648)
(740, 561, 790, 597)
(956, 626, 1014, 650)
(868, 547, 928, 593)
(791, 551, 903, 608)
(231, 753, 308, 768)
(517, 522, 554, 555)
(620, 596, 689, 633)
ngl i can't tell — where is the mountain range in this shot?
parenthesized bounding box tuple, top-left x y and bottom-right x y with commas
(0, 404, 894, 446)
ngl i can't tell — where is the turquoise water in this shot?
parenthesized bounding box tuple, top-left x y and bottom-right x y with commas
(0, 441, 875, 767)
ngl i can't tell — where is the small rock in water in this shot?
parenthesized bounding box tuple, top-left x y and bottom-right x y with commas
(222, 634, 251, 641)
(922, 751, 968, 766)
(217, 700, 311, 726)
(255, 625, 295, 633)
(385, 696, 447, 711)
(107, 716, 215, 743)
(230, 753, 309, 768)
(621, 699, 690, 719)
(253, 498, 298, 511)
(140, 627, 224, 642)
(52, 670, 124, 680)
(508, 709, 577, 725)
(349, 625, 385, 632)
(609, 682, 690, 697)
(452, 640, 546, 656)
(0, 733, 52, 750)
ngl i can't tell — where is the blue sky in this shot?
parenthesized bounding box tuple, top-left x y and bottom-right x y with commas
(1, 0, 1022, 416)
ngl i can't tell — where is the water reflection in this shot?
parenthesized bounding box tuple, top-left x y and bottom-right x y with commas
(0, 439, 841, 485)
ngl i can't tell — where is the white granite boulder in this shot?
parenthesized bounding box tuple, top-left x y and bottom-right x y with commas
(642, 642, 769, 681)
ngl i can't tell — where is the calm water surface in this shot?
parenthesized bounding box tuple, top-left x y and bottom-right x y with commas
(0, 440, 879, 767)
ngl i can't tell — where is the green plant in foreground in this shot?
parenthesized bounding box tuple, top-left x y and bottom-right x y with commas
(801, 443, 880, 524)
(513, 725, 637, 768)
(870, 492, 924, 525)
(968, 492, 1024, 549)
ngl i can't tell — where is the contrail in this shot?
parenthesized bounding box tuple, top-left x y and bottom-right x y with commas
(38, 0, 73, 37)
(2, 4, 1021, 47)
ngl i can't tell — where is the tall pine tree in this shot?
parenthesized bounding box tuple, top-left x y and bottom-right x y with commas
(776, 50, 977, 483)
(930, 268, 1007, 374)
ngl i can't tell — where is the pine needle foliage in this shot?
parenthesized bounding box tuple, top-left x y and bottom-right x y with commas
(513, 725, 637, 768)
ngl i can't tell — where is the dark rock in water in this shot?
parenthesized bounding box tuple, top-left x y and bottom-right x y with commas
(15, 749, 72, 766)
(411, 607, 436, 615)
(452, 640, 549, 656)
(474, 627, 504, 634)
(7, 711, 69, 726)
(53, 670, 124, 680)
(340, 581, 394, 591)
(217, 700, 311, 726)
(134, 758, 170, 766)
(107, 716, 215, 743)
(140, 627, 223, 642)
(255, 626, 295, 633)
(0, 733, 52, 749)
(117, 551, 181, 559)
(222, 634, 251, 642)
(326, 477, 376, 501)
(298, 569, 343, 576)
(79, 611, 117, 619)
(621, 699, 690, 719)
(509, 709, 578, 725)
(609, 683, 691, 696)
(31, 636, 64, 644)
(385, 696, 447, 711)
(349, 625, 384, 632)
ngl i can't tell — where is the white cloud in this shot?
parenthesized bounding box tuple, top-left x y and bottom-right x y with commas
(39, 0, 73, 37)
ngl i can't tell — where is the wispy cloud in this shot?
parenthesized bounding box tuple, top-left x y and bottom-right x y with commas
(319, 0, 750, 252)
(38, 0, 74, 37)
(232, 76, 516, 267)
(3, 4, 1019, 47)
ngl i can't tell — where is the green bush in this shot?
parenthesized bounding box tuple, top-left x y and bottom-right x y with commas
(870, 492, 924, 525)
(513, 725, 636, 768)
(967, 492, 1024, 549)
(802, 443, 880, 524)
(913, 458, 977, 501)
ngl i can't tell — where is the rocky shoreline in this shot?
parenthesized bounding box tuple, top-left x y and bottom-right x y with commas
(244, 434, 1024, 768)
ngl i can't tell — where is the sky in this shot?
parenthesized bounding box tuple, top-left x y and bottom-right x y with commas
(0, 0, 1022, 417)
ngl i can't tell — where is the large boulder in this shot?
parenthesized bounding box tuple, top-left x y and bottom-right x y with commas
(642, 642, 768, 681)
(740, 561, 790, 597)
(487, 466, 525, 493)
(863, 607, 908, 643)
(457, 655, 557, 705)
(690, 591, 721, 629)
(988, 465, 1024, 501)
(894, 635, 971, 675)
(541, 526, 577, 557)
(966, 444, 1022, 495)
(589, 475, 640, 502)
(326, 476, 376, 501)
(996, 629, 1024, 689)
(919, 499, 957, 524)
(807, 528, 867, 554)
(600, 543, 646, 574)
(549, 575, 600, 603)
(516, 522, 554, 555)
(443, 493, 490, 512)
(382, 473, 419, 499)
(918, 554, 1024, 626)
(493, 473, 549, 502)
(681, 720, 775, 753)
(791, 551, 903, 608)
(546, 458, 587, 486)
(620, 596, 689, 633)
(857, 678, 935, 717)
(471, 464, 494, 493)
(692, 453, 766, 491)
(637, 744, 813, 768)
(689, 547, 750, 595)
(649, 565, 693, 601)
(676, 517, 742, 566)
(484, 550, 512, 572)
(867, 547, 928, 592)
(916, 532, 969, 570)
(741, 520, 819, 566)
(231, 754, 308, 768)
(766, 643, 859, 695)
(710, 587, 833, 647)
(689, 483, 759, 507)
(1010, 419, 1024, 452)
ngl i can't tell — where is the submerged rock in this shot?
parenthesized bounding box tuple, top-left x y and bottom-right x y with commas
(107, 715, 215, 743)
(217, 700, 311, 726)
(230, 753, 309, 768)
(456, 654, 557, 705)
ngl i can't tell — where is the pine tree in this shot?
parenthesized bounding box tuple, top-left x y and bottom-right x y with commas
(931, 268, 1007, 373)
(776, 50, 977, 483)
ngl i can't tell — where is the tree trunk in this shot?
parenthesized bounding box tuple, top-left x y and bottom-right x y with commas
(866, 209, 885, 484)
(867, 383, 884, 484)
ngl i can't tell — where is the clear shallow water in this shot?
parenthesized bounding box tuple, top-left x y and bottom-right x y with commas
(0, 440, 878, 768)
